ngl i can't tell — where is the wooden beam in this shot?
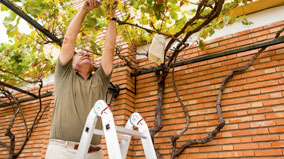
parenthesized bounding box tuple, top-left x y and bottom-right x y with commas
(232, 0, 284, 16)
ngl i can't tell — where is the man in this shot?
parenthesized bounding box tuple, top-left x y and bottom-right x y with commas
(46, 0, 117, 158)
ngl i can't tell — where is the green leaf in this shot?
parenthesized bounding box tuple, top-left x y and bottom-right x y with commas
(130, 0, 135, 6)
(241, 16, 253, 25)
(170, 11, 178, 20)
(230, 13, 237, 24)
(93, 7, 105, 18)
(223, 16, 230, 25)
(198, 39, 206, 51)
(199, 28, 208, 39)
(168, 0, 177, 3)
(1, 4, 9, 11)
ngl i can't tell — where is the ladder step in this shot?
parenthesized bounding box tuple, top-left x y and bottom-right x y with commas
(93, 126, 146, 139)
(116, 126, 147, 139)
(93, 129, 128, 140)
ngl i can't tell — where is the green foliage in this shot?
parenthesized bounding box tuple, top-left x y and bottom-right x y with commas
(0, 0, 248, 84)
(0, 42, 55, 84)
(240, 15, 254, 25)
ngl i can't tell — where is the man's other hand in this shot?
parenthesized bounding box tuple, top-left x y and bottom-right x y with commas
(82, 0, 101, 12)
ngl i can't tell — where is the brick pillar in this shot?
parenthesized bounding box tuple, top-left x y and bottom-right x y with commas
(97, 42, 137, 158)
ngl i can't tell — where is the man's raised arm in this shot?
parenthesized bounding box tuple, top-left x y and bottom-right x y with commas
(101, 5, 118, 76)
(60, 0, 101, 65)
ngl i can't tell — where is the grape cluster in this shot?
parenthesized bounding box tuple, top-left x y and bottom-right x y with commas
(101, 0, 116, 20)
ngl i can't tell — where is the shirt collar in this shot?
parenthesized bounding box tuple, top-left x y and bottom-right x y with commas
(75, 71, 93, 80)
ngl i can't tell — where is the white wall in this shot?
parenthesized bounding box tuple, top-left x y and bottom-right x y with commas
(207, 5, 284, 41)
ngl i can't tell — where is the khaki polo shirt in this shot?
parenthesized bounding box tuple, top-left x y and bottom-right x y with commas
(50, 58, 110, 145)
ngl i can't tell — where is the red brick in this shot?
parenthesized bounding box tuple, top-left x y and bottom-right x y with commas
(263, 98, 284, 106)
(236, 110, 247, 116)
(246, 77, 258, 83)
(239, 123, 250, 129)
(251, 30, 270, 38)
(253, 114, 265, 120)
(258, 73, 282, 81)
(232, 130, 251, 137)
(265, 112, 284, 119)
(252, 135, 279, 142)
(242, 150, 255, 156)
(243, 82, 266, 90)
(272, 141, 284, 148)
(276, 119, 284, 125)
(255, 149, 282, 156)
(259, 142, 272, 148)
(242, 70, 265, 78)
(269, 127, 284, 133)
(230, 116, 253, 123)
(217, 138, 241, 144)
(234, 143, 258, 150)
(251, 128, 269, 135)
(266, 79, 280, 86)
(218, 151, 242, 158)
(222, 145, 233, 150)
(270, 92, 283, 98)
(208, 153, 219, 158)
(250, 120, 276, 128)
(249, 107, 273, 114)
(199, 146, 222, 152)
(261, 85, 284, 94)
(187, 153, 208, 158)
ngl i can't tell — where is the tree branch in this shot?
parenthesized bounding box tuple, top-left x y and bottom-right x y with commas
(170, 56, 190, 159)
(167, 0, 225, 67)
(115, 18, 173, 38)
(0, 68, 41, 84)
(164, 0, 208, 53)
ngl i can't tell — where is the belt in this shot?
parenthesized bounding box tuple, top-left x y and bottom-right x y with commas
(74, 144, 101, 153)
(49, 139, 101, 153)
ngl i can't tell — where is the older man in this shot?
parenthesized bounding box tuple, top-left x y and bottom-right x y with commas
(46, 0, 117, 158)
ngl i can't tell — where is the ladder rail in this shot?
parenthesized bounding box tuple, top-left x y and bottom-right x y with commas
(130, 113, 157, 159)
(75, 110, 98, 159)
(119, 119, 133, 159)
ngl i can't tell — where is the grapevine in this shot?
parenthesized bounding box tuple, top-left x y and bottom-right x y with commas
(101, 0, 117, 20)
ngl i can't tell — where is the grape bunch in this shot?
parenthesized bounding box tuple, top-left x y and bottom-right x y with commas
(101, 0, 116, 20)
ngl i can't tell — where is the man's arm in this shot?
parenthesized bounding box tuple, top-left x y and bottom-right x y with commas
(60, 0, 100, 65)
(101, 2, 118, 76)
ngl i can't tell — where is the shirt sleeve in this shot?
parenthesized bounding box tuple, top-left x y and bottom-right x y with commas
(55, 57, 73, 81)
(95, 65, 111, 89)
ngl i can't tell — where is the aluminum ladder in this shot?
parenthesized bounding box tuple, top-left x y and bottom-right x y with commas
(76, 100, 157, 159)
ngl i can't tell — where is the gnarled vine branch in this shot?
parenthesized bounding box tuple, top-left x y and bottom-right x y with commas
(0, 80, 52, 159)
(168, 27, 284, 158)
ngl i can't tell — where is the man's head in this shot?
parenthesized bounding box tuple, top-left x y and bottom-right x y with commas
(72, 49, 94, 73)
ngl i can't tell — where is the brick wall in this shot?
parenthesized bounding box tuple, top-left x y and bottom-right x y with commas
(0, 20, 283, 158)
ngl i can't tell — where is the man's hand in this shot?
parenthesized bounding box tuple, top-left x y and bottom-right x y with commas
(60, 0, 101, 65)
(82, 0, 101, 13)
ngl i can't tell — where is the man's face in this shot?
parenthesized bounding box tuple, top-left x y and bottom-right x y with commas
(72, 50, 94, 71)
